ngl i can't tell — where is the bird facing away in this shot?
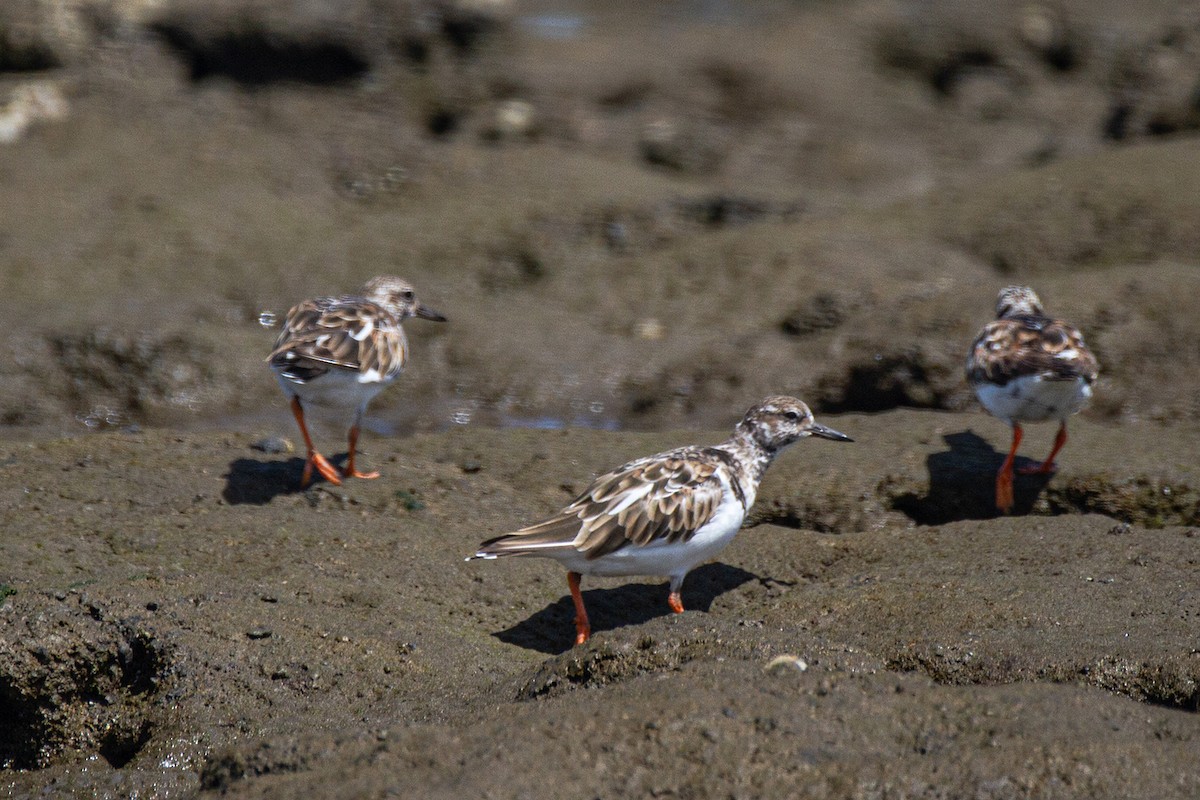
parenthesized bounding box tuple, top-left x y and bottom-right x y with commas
(267, 275, 446, 487)
(966, 286, 1098, 513)
(468, 396, 853, 645)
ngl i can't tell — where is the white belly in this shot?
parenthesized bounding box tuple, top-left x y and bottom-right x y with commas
(975, 375, 1092, 425)
(274, 367, 390, 413)
(554, 486, 747, 582)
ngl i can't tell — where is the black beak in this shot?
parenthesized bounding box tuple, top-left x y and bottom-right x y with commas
(415, 303, 447, 322)
(810, 423, 853, 442)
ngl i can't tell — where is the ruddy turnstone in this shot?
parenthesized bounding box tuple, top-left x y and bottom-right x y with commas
(967, 286, 1098, 513)
(467, 396, 852, 645)
(267, 276, 446, 487)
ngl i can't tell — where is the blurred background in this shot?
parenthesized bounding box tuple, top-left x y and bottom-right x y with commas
(2, 0, 1198, 440)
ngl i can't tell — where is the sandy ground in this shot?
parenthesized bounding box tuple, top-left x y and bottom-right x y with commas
(2, 416, 1200, 798)
(2, 0, 1200, 797)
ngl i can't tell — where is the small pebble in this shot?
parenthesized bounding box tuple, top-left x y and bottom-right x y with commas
(493, 99, 535, 138)
(635, 318, 664, 340)
(246, 627, 273, 640)
(250, 437, 293, 454)
(764, 654, 809, 675)
(460, 459, 482, 473)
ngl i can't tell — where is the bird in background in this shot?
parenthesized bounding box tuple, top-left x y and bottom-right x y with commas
(267, 275, 446, 487)
(967, 285, 1098, 513)
(468, 396, 853, 645)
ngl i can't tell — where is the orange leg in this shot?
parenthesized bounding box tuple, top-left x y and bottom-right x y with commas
(668, 591, 685, 614)
(995, 423, 1023, 514)
(567, 571, 591, 645)
(290, 397, 341, 487)
(1018, 422, 1067, 475)
(343, 424, 380, 480)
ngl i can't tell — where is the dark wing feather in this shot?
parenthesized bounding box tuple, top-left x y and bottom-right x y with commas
(267, 296, 407, 381)
(967, 315, 1099, 387)
(476, 446, 731, 560)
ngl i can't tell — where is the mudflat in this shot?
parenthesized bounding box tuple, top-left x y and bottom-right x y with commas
(2, 1, 1200, 797)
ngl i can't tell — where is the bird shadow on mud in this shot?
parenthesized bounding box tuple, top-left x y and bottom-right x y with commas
(889, 430, 1053, 524)
(222, 456, 349, 504)
(493, 563, 760, 655)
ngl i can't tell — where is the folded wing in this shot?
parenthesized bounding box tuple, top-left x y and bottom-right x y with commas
(968, 316, 1098, 386)
(475, 447, 729, 560)
(267, 297, 407, 382)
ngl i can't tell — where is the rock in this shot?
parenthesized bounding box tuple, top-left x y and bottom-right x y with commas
(0, 81, 68, 144)
(764, 654, 809, 675)
(483, 99, 536, 141)
(250, 437, 293, 455)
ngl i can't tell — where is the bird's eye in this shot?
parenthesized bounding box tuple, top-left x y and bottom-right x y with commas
(402, 290, 415, 300)
(784, 410, 800, 421)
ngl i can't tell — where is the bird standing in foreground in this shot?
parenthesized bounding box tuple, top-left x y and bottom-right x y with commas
(468, 396, 853, 645)
(267, 275, 446, 487)
(967, 286, 1098, 514)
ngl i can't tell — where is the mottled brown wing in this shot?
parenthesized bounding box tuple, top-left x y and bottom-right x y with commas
(267, 297, 407, 381)
(476, 447, 729, 560)
(967, 315, 1099, 387)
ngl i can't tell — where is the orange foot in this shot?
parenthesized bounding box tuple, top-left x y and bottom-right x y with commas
(302, 451, 343, 487)
(1019, 424, 1069, 478)
(342, 468, 381, 480)
(995, 466, 1014, 515)
(668, 591, 685, 614)
(343, 426, 379, 481)
(568, 571, 591, 645)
